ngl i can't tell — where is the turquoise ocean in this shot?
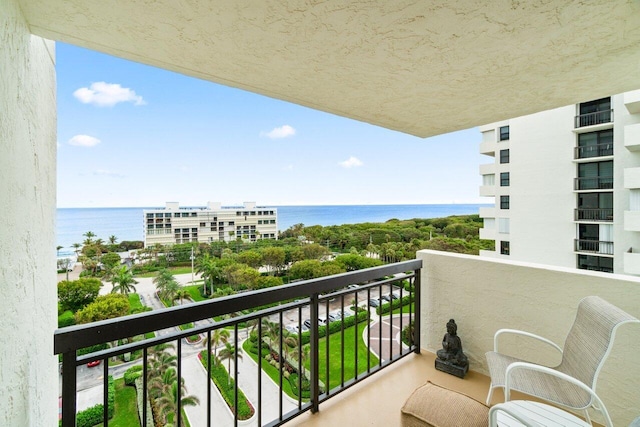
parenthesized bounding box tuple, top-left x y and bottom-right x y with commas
(56, 204, 488, 257)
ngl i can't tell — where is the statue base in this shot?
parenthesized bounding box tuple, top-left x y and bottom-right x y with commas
(435, 359, 468, 379)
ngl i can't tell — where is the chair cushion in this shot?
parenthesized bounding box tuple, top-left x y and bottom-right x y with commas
(401, 381, 489, 427)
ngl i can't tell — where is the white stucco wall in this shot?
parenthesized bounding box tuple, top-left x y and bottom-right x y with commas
(418, 250, 640, 426)
(0, 0, 57, 425)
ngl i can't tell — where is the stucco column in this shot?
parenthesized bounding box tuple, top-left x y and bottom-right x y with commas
(0, 0, 57, 425)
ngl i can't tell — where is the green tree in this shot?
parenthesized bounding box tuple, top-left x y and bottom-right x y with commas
(57, 278, 102, 312)
(72, 242, 82, 257)
(237, 249, 263, 269)
(156, 375, 200, 426)
(153, 269, 180, 302)
(195, 253, 220, 296)
(101, 252, 122, 270)
(301, 243, 329, 260)
(222, 263, 260, 289)
(56, 245, 63, 256)
(174, 287, 190, 305)
(289, 259, 322, 280)
(218, 343, 243, 386)
(75, 293, 130, 323)
(108, 235, 118, 245)
(261, 246, 285, 275)
(83, 231, 96, 245)
(110, 265, 138, 295)
(203, 328, 230, 359)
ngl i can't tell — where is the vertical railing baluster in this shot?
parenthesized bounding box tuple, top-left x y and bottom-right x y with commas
(414, 270, 421, 353)
(340, 294, 345, 387)
(279, 311, 284, 420)
(310, 293, 319, 413)
(103, 357, 109, 425)
(234, 325, 239, 427)
(297, 307, 302, 409)
(388, 283, 392, 363)
(207, 330, 212, 427)
(61, 351, 77, 427)
(378, 283, 383, 366)
(354, 289, 358, 382)
(258, 317, 263, 426)
(324, 297, 329, 396)
(177, 338, 182, 427)
(367, 287, 371, 373)
(143, 347, 148, 427)
(399, 280, 404, 356)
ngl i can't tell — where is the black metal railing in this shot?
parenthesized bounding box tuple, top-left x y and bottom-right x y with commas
(574, 208, 614, 222)
(574, 239, 614, 255)
(574, 143, 613, 159)
(574, 176, 614, 191)
(574, 109, 613, 128)
(55, 260, 421, 427)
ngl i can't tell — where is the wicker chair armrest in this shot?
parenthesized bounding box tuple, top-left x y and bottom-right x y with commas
(493, 328, 563, 354)
(504, 362, 613, 427)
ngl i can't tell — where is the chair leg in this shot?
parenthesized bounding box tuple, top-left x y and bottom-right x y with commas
(583, 409, 591, 424)
(486, 384, 494, 406)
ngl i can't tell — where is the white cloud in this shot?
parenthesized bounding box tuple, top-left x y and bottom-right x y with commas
(93, 169, 125, 178)
(68, 134, 101, 147)
(261, 125, 296, 139)
(339, 156, 363, 168)
(73, 82, 146, 107)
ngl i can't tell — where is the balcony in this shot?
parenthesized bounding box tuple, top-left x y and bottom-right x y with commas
(54, 253, 640, 427)
(574, 176, 614, 191)
(56, 261, 422, 427)
(573, 142, 613, 160)
(574, 208, 613, 222)
(624, 210, 640, 232)
(574, 239, 614, 255)
(574, 109, 613, 129)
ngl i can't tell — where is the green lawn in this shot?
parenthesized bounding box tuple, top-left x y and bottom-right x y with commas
(244, 321, 378, 398)
(94, 378, 139, 427)
(183, 285, 207, 302)
(392, 303, 415, 314)
(128, 294, 144, 312)
(135, 266, 194, 278)
(242, 340, 298, 399)
(316, 321, 378, 390)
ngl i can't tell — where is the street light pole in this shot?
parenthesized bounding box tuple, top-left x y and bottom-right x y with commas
(190, 246, 194, 285)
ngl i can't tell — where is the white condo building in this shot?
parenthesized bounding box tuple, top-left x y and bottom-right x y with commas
(144, 202, 277, 247)
(479, 90, 640, 275)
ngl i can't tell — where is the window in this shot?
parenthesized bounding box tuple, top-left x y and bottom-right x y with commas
(577, 254, 613, 273)
(498, 218, 510, 234)
(500, 172, 509, 186)
(500, 241, 510, 255)
(500, 195, 509, 209)
(191, 228, 197, 232)
(482, 174, 495, 186)
(199, 222, 206, 227)
(229, 221, 235, 226)
(577, 130, 613, 159)
(499, 126, 509, 141)
(500, 149, 510, 164)
(577, 161, 613, 190)
(578, 98, 611, 127)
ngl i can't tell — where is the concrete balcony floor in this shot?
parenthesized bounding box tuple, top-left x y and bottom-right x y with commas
(285, 351, 495, 427)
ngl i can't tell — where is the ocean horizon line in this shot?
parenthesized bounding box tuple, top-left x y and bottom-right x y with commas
(57, 202, 491, 209)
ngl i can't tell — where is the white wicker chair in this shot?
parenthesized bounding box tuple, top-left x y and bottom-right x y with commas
(485, 296, 639, 422)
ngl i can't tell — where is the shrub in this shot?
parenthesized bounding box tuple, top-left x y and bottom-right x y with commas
(199, 351, 254, 419)
(297, 310, 370, 345)
(134, 377, 155, 427)
(75, 376, 114, 427)
(57, 310, 76, 328)
(376, 294, 415, 315)
(123, 365, 143, 386)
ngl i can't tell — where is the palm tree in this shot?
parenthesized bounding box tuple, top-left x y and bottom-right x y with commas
(218, 343, 243, 386)
(72, 242, 82, 257)
(110, 265, 138, 295)
(56, 245, 63, 256)
(108, 235, 118, 245)
(155, 373, 200, 427)
(82, 231, 96, 245)
(174, 287, 190, 306)
(195, 254, 220, 296)
(153, 269, 180, 302)
(203, 328, 230, 359)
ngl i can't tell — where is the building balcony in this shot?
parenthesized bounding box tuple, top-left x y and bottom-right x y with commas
(479, 185, 495, 197)
(624, 250, 640, 275)
(625, 211, 640, 232)
(479, 139, 496, 156)
(574, 208, 613, 222)
(55, 252, 640, 427)
(624, 90, 640, 114)
(479, 227, 497, 240)
(478, 206, 496, 219)
(574, 109, 613, 129)
(574, 176, 614, 191)
(574, 239, 614, 255)
(479, 163, 496, 175)
(573, 142, 613, 160)
(624, 123, 640, 152)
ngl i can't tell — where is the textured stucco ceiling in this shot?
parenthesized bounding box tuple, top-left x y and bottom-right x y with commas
(19, 0, 640, 137)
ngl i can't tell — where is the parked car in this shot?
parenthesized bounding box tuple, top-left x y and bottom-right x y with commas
(368, 298, 380, 307)
(381, 294, 392, 302)
(390, 292, 400, 300)
(347, 284, 360, 290)
(303, 319, 312, 329)
(87, 360, 101, 368)
(328, 313, 341, 322)
(285, 324, 299, 334)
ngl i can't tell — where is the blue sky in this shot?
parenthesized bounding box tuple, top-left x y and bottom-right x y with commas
(57, 43, 486, 208)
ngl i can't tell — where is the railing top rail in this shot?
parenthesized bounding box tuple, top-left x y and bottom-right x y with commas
(54, 259, 421, 354)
